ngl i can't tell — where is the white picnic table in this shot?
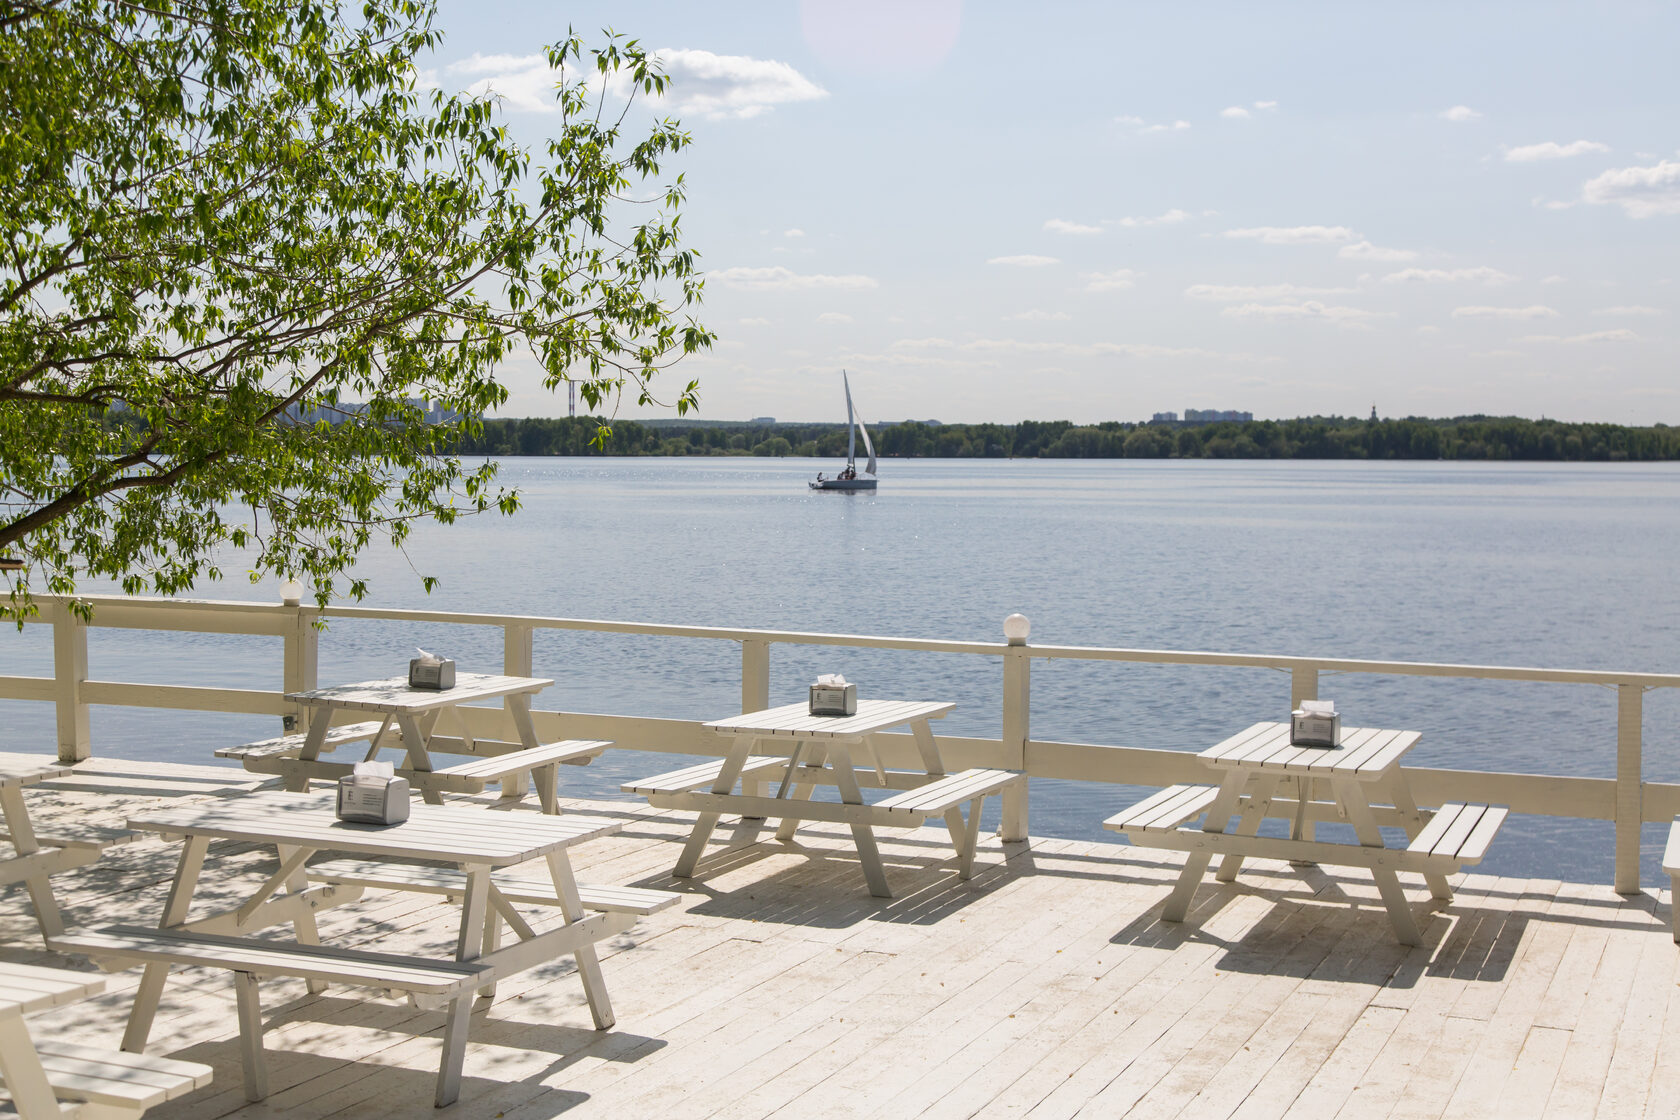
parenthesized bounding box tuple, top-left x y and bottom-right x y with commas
(0, 753, 115, 941)
(266, 673, 606, 812)
(0, 961, 212, 1118)
(55, 790, 641, 1108)
(626, 700, 1025, 898)
(1108, 722, 1507, 946)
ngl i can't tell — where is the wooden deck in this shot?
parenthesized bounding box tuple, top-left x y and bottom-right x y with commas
(2, 759, 1675, 1118)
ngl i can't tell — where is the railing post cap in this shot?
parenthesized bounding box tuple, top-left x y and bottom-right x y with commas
(279, 579, 304, 607)
(1003, 613, 1030, 645)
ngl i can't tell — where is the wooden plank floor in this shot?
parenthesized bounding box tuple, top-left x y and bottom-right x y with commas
(0, 759, 1672, 1118)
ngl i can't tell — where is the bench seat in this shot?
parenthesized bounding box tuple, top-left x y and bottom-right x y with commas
(33, 824, 140, 851)
(1405, 802, 1506, 866)
(875, 769, 1025, 879)
(215, 720, 387, 764)
(6, 1040, 213, 1114)
(306, 858, 681, 916)
(428, 738, 611, 804)
(50, 925, 493, 1104)
(1662, 819, 1680, 943)
(622, 755, 786, 797)
(1104, 784, 1222, 836)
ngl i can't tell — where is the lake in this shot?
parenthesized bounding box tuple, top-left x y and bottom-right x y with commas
(4, 456, 1679, 884)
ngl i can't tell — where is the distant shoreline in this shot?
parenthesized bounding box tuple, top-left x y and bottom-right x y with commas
(455, 415, 1680, 462)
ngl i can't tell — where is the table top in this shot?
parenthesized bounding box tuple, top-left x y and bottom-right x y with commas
(127, 791, 620, 865)
(0, 960, 103, 1015)
(0, 752, 71, 788)
(286, 673, 553, 713)
(704, 699, 955, 739)
(1199, 721, 1422, 779)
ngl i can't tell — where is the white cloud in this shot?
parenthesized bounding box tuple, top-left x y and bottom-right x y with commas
(712, 266, 877, 290)
(988, 254, 1060, 267)
(447, 48, 827, 120)
(1110, 208, 1190, 228)
(816, 312, 853, 324)
(1542, 274, 1566, 284)
(1582, 160, 1680, 218)
(1221, 301, 1388, 325)
(1505, 139, 1610, 162)
(1005, 309, 1073, 321)
(783, 229, 805, 238)
(1184, 283, 1354, 301)
(1224, 225, 1357, 245)
(1451, 305, 1559, 319)
(1253, 100, 1278, 110)
(1114, 115, 1145, 126)
(1593, 305, 1665, 316)
(1220, 106, 1251, 119)
(1383, 266, 1515, 285)
(1142, 120, 1191, 133)
(652, 49, 827, 120)
(1339, 240, 1418, 262)
(1519, 329, 1640, 343)
(1081, 269, 1140, 291)
(1440, 105, 1482, 122)
(1043, 219, 1103, 235)
(738, 317, 769, 326)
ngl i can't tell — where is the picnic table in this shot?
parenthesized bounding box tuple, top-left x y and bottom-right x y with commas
(218, 673, 609, 812)
(625, 700, 1024, 898)
(0, 753, 135, 942)
(0, 961, 211, 1118)
(1107, 722, 1507, 945)
(51, 790, 675, 1108)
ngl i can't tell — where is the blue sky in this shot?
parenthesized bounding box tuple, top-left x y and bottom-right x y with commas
(429, 1, 1680, 425)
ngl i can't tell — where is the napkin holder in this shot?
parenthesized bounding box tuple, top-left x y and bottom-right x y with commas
(1290, 701, 1341, 748)
(408, 653, 455, 691)
(337, 763, 410, 824)
(809, 677, 857, 717)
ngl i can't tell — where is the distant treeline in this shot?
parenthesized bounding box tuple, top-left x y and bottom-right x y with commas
(453, 415, 1680, 461)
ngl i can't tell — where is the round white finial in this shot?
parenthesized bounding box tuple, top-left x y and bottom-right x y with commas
(279, 579, 303, 606)
(1003, 613, 1031, 645)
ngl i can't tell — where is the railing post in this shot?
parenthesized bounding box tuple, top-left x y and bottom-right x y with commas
(281, 606, 319, 732)
(1001, 614, 1032, 842)
(1615, 683, 1643, 894)
(741, 639, 769, 713)
(1290, 666, 1318, 708)
(51, 602, 89, 762)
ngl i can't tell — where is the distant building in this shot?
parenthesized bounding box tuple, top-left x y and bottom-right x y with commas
(1183, 408, 1253, 424)
(283, 398, 460, 426)
(1152, 411, 1179, 423)
(750, 416, 777, 424)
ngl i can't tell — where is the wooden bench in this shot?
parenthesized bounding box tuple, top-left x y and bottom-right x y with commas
(1104, 784, 1222, 837)
(1665, 819, 1680, 943)
(621, 755, 788, 797)
(1403, 802, 1507, 873)
(50, 926, 492, 1103)
(0, 960, 212, 1119)
(427, 739, 612, 812)
(874, 768, 1025, 878)
(214, 720, 387, 767)
(34, 824, 140, 852)
(306, 859, 681, 915)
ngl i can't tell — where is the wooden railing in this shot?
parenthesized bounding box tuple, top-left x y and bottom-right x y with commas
(3, 594, 1678, 892)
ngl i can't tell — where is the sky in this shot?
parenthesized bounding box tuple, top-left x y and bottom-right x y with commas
(426, 1, 1680, 425)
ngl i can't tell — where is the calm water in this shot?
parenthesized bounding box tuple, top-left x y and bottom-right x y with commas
(4, 457, 1679, 884)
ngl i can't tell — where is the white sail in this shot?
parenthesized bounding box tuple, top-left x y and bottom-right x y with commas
(858, 414, 877, 476)
(843, 370, 876, 475)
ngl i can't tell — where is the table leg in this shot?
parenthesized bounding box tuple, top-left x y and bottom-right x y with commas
(1384, 772, 1453, 900)
(831, 745, 892, 898)
(675, 736, 755, 876)
(506, 695, 543, 808)
(0, 1010, 65, 1119)
(545, 852, 616, 1029)
(233, 971, 269, 1102)
(434, 865, 491, 1108)
(289, 707, 334, 791)
(124, 834, 209, 1052)
(395, 712, 445, 805)
(911, 718, 946, 776)
(0, 786, 64, 940)
(1215, 773, 1280, 883)
(1161, 770, 1247, 923)
(1334, 778, 1424, 946)
(775, 742, 826, 842)
(276, 844, 327, 994)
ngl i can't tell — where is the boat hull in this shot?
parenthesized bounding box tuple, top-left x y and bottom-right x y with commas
(809, 478, 878, 492)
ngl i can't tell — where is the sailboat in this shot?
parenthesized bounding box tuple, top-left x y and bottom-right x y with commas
(810, 371, 878, 491)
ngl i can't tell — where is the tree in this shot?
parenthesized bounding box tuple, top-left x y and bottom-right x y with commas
(0, 0, 711, 622)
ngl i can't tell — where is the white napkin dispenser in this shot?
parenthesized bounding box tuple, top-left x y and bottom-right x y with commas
(337, 762, 411, 824)
(1290, 700, 1341, 748)
(809, 675, 857, 717)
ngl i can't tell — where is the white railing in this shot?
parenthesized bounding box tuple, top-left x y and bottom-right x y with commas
(4, 594, 1678, 892)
